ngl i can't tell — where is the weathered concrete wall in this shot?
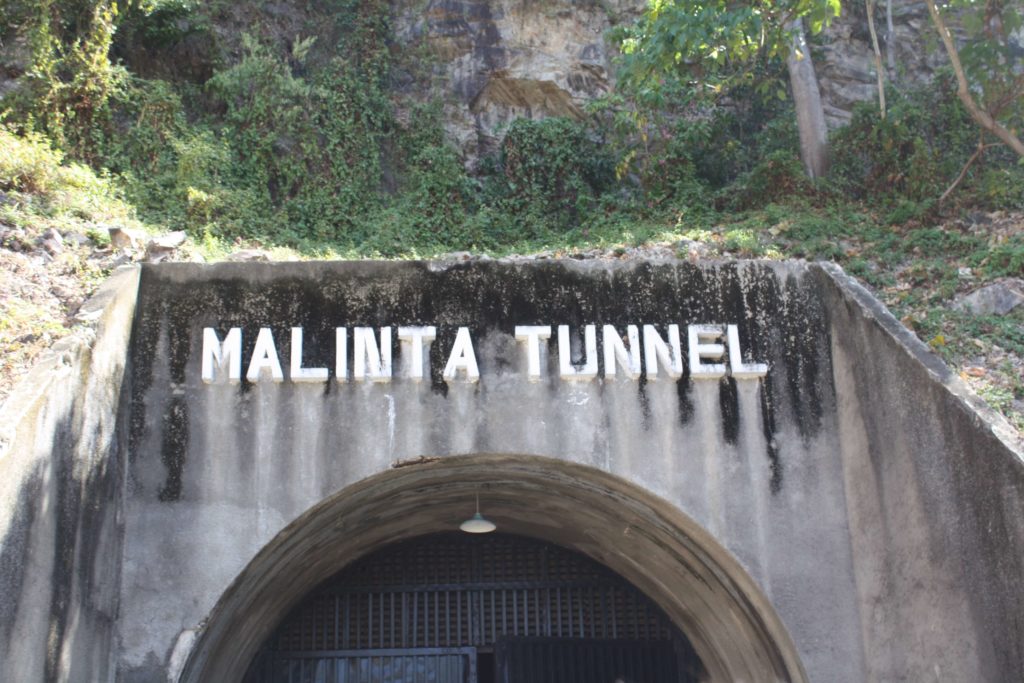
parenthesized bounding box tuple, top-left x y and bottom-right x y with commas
(0, 266, 140, 683)
(2, 258, 1022, 683)
(823, 265, 1024, 682)
(119, 260, 855, 682)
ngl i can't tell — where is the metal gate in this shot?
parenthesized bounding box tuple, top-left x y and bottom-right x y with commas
(247, 648, 475, 683)
(496, 638, 680, 683)
(244, 534, 702, 682)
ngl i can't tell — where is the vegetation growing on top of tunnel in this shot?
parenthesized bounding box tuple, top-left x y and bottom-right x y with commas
(2, 0, 1023, 254)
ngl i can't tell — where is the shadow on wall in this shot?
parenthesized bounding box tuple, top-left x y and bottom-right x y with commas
(0, 405, 124, 682)
(0, 265, 139, 683)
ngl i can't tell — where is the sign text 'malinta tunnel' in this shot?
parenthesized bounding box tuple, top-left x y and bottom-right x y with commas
(200, 324, 768, 385)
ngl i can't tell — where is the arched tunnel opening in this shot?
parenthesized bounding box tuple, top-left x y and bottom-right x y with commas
(180, 455, 807, 683)
(243, 532, 704, 682)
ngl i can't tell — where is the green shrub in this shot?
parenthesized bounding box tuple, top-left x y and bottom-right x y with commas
(0, 126, 65, 194)
(0, 125, 134, 225)
(496, 117, 614, 233)
(830, 73, 981, 206)
(975, 165, 1024, 210)
(725, 150, 814, 210)
(669, 97, 799, 191)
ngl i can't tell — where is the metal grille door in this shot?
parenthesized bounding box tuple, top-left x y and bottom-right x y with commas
(496, 638, 682, 683)
(244, 534, 701, 683)
(250, 648, 474, 683)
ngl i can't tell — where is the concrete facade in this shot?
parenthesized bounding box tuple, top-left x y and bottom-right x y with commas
(1, 259, 1021, 682)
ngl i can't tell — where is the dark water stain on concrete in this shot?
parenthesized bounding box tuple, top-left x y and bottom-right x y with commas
(719, 377, 739, 445)
(760, 374, 782, 494)
(130, 261, 836, 497)
(676, 378, 695, 426)
(158, 397, 188, 502)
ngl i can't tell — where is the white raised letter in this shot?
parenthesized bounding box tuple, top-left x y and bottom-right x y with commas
(398, 326, 437, 381)
(354, 327, 392, 382)
(290, 327, 328, 383)
(727, 325, 768, 379)
(643, 324, 683, 379)
(335, 327, 348, 382)
(688, 324, 727, 379)
(202, 327, 242, 384)
(558, 325, 598, 381)
(443, 327, 479, 382)
(602, 325, 641, 380)
(246, 328, 284, 382)
(514, 325, 551, 381)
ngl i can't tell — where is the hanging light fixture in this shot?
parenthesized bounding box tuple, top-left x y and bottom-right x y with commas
(459, 489, 496, 534)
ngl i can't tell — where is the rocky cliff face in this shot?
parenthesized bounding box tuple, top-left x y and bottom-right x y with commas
(816, 1, 946, 127)
(391, 0, 641, 162)
(0, 0, 951, 162)
(389, 0, 947, 159)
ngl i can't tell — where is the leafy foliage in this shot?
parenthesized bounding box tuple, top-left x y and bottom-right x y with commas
(614, 0, 840, 105)
(940, 0, 1023, 145)
(4, 0, 127, 158)
(494, 118, 615, 234)
(1, 0, 1021, 255)
(831, 73, 1024, 210)
(0, 123, 136, 229)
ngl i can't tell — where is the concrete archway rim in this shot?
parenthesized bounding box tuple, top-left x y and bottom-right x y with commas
(179, 453, 808, 683)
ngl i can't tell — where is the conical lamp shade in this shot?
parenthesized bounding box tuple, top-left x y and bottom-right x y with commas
(459, 511, 496, 534)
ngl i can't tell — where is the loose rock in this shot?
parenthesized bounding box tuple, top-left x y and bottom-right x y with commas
(148, 231, 188, 250)
(953, 279, 1024, 316)
(227, 249, 271, 262)
(109, 226, 146, 251)
(145, 231, 189, 263)
(39, 231, 63, 258)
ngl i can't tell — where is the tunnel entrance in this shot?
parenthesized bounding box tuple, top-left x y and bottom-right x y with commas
(181, 456, 806, 683)
(243, 533, 702, 683)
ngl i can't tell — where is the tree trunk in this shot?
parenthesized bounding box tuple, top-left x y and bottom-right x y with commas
(866, 0, 887, 118)
(786, 19, 830, 179)
(885, 0, 896, 77)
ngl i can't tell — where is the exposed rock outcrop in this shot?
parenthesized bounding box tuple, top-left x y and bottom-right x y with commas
(392, 0, 642, 163)
(389, 0, 956, 160)
(0, 0, 976, 161)
(816, 1, 947, 127)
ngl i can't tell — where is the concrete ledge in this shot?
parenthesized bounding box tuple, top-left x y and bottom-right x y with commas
(0, 265, 141, 683)
(818, 261, 1023, 454)
(817, 262, 1024, 681)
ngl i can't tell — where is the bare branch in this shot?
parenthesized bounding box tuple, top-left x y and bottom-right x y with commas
(925, 0, 1024, 157)
(939, 140, 1001, 204)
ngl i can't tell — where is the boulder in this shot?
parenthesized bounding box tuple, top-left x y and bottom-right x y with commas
(108, 226, 146, 251)
(145, 231, 189, 263)
(953, 279, 1024, 316)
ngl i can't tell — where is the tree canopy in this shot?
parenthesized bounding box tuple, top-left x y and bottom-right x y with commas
(615, 0, 841, 105)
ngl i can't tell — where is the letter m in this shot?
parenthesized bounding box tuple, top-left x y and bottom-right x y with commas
(202, 328, 242, 384)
